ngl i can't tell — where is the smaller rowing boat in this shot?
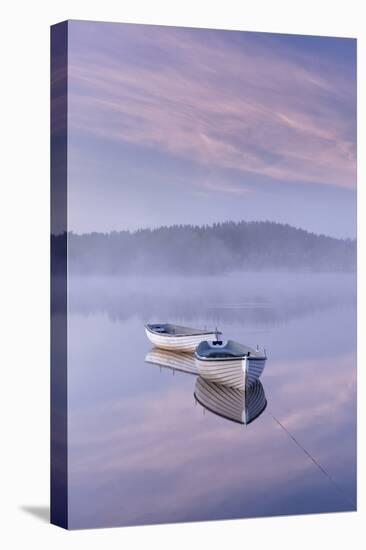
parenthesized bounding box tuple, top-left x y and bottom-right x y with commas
(195, 339, 267, 390)
(144, 323, 221, 352)
(194, 377, 267, 425)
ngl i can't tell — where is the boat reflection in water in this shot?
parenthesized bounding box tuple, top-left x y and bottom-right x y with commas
(194, 377, 267, 425)
(145, 348, 267, 426)
(145, 348, 197, 375)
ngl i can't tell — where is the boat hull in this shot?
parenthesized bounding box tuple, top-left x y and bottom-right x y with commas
(195, 356, 266, 390)
(145, 328, 218, 352)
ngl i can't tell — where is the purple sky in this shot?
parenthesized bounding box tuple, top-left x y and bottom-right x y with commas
(67, 21, 356, 237)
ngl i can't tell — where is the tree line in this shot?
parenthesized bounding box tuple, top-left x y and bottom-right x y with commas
(51, 221, 356, 275)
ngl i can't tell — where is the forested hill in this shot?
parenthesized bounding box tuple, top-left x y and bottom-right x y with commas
(53, 221, 356, 275)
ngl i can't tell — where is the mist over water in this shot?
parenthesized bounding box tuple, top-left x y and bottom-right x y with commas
(68, 272, 356, 327)
(66, 272, 356, 528)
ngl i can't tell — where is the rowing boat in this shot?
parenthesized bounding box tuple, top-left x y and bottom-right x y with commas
(144, 323, 220, 352)
(195, 339, 267, 389)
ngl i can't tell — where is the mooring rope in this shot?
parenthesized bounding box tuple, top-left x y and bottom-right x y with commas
(270, 412, 356, 509)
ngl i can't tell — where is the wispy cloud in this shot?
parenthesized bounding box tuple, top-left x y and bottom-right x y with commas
(68, 23, 356, 190)
(188, 176, 251, 195)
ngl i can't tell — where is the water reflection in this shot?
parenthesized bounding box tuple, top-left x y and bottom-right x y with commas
(66, 273, 356, 528)
(145, 348, 267, 426)
(67, 273, 356, 328)
(194, 378, 267, 425)
(145, 348, 197, 375)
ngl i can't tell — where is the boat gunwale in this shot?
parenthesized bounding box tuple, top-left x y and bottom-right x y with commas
(145, 324, 221, 338)
(194, 352, 267, 362)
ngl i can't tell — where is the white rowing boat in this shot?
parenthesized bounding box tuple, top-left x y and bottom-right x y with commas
(195, 339, 267, 390)
(144, 323, 220, 352)
(194, 377, 266, 425)
(145, 348, 197, 375)
(194, 377, 267, 425)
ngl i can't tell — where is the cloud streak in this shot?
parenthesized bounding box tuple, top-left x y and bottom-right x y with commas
(68, 23, 356, 190)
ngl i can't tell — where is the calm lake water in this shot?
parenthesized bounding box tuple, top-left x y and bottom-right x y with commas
(66, 273, 356, 528)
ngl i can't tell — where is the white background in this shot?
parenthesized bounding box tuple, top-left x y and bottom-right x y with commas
(0, 1, 364, 548)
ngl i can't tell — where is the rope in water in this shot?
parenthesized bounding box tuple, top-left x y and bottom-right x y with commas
(270, 412, 356, 509)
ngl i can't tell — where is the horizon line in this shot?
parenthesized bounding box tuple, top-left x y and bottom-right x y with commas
(52, 219, 357, 242)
